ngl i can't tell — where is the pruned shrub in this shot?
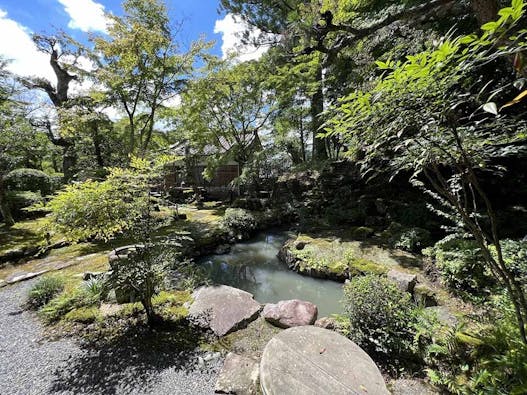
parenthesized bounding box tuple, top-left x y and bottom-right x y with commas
(26, 275, 65, 310)
(5, 168, 53, 195)
(343, 274, 418, 367)
(222, 208, 257, 235)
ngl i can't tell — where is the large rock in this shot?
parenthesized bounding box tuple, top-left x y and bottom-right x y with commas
(215, 352, 259, 395)
(188, 285, 261, 337)
(387, 270, 418, 293)
(263, 299, 317, 328)
(260, 326, 389, 395)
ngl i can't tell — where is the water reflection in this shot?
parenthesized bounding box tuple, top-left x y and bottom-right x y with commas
(198, 231, 344, 317)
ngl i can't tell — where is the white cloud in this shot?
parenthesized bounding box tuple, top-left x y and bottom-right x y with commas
(214, 14, 269, 62)
(57, 0, 108, 33)
(0, 9, 55, 83)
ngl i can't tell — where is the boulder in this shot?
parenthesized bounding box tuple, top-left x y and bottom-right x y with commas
(260, 326, 389, 395)
(314, 316, 338, 330)
(188, 285, 261, 337)
(263, 299, 317, 328)
(413, 284, 438, 307)
(387, 270, 418, 293)
(215, 352, 259, 395)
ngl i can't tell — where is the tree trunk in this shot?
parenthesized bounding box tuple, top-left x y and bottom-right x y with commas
(141, 298, 161, 327)
(92, 122, 105, 169)
(0, 176, 15, 227)
(62, 144, 76, 182)
(311, 65, 328, 161)
(470, 0, 498, 25)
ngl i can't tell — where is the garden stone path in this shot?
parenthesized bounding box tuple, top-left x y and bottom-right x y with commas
(260, 326, 389, 395)
(0, 281, 221, 395)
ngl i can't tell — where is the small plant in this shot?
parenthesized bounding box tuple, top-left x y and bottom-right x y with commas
(26, 275, 65, 310)
(222, 208, 257, 236)
(39, 288, 99, 324)
(107, 244, 177, 326)
(343, 274, 418, 368)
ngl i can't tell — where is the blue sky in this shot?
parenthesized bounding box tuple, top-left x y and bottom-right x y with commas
(0, 0, 264, 83)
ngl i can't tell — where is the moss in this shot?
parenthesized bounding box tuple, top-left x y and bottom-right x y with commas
(203, 317, 281, 357)
(349, 258, 388, 276)
(65, 306, 101, 323)
(152, 290, 192, 306)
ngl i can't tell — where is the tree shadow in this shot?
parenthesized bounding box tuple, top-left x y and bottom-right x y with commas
(49, 322, 206, 394)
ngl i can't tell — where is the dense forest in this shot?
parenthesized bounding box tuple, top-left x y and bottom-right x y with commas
(1, 0, 527, 394)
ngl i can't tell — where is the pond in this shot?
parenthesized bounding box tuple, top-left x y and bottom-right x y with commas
(198, 231, 344, 318)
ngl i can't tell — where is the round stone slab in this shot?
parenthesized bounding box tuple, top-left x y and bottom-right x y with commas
(260, 326, 389, 395)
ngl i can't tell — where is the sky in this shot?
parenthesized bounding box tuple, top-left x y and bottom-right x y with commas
(0, 0, 265, 84)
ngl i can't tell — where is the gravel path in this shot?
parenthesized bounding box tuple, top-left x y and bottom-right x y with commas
(0, 281, 222, 395)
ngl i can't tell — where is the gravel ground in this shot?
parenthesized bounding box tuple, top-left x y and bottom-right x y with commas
(0, 280, 222, 395)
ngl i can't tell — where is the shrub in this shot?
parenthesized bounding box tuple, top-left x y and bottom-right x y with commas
(382, 222, 432, 252)
(4, 168, 53, 195)
(107, 244, 175, 326)
(26, 275, 65, 309)
(343, 275, 418, 367)
(222, 208, 257, 235)
(424, 238, 494, 298)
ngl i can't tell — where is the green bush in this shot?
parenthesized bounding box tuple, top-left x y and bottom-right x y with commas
(222, 208, 257, 235)
(4, 168, 53, 195)
(26, 275, 65, 309)
(343, 275, 418, 367)
(382, 222, 432, 252)
(424, 238, 493, 298)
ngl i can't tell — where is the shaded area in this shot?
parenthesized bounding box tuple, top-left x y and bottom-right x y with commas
(49, 322, 217, 394)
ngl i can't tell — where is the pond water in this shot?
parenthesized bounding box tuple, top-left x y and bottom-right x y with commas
(198, 231, 344, 317)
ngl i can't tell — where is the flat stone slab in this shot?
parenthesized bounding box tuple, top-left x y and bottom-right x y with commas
(263, 299, 317, 328)
(189, 285, 261, 337)
(215, 352, 259, 395)
(5, 270, 49, 284)
(260, 326, 389, 395)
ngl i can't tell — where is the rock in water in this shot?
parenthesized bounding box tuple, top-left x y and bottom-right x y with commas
(260, 326, 389, 395)
(188, 285, 261, 337)
(215, 352, 259, 395)
(262, 299, 317, 328)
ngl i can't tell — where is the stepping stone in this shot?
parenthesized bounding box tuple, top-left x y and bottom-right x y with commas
(387, 270, 417, 293)
(188, 285, 261, 337)
(215, 352, 259, 395)
(260, 326, 389, 395)
(5, 270, 49, 284)
(263, 299, 317, 328)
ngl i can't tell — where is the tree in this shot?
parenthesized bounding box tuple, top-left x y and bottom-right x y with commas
(177, 59, 276, 175)
(326, 0, 527, 342)
(221, 0, 495, 160)
(0, 60, 44, 226)
(90, 0, 209, 156)
(21, 34, 85, 181)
